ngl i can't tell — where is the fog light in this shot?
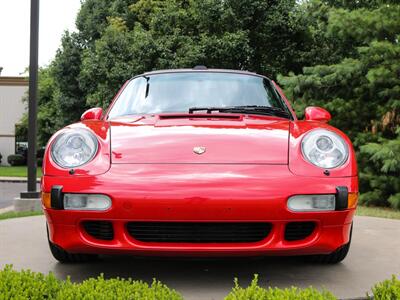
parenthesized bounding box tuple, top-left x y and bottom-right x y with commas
(288, 195, 335, 212)
(64, 194, 111, 211)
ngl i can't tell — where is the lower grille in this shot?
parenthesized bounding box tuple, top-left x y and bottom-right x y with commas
(127, 222, 272, 243)
(82, 221, 114, 240)
(285, 222, 316, 241)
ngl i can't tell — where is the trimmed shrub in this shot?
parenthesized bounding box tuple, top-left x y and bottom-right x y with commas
(224, 275, 336, 300)
(370, 275, 400, 300)
(7, 154, 26, 166)
(0, 265, 183, 300)
(36, 148, 45, 159)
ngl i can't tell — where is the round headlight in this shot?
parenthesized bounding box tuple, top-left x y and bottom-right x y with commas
(51, 129, 98, 168)
(301, 129, 349, 169)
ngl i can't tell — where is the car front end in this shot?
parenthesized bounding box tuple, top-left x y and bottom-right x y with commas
(42, 69, 358, 262)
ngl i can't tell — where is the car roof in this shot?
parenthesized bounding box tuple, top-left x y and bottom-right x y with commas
(137, 68, 270, 80)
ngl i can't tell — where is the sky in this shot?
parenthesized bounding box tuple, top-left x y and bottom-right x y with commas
(0, 0, 82, 76)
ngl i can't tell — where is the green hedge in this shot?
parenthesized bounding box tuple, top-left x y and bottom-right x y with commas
(370, 275, 400, 300)
(0, 265, 182, 300)
(7, 154, 26, 166)
(226, 275, 400, 300)
(224, 276, 336, 300)
(0, 266, 399, 299)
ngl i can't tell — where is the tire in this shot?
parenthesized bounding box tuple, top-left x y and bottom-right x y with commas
(47, 224, 98, 263)
(308, 223, 353, 264)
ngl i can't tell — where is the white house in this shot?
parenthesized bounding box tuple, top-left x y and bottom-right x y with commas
(0, 76, 28, 166)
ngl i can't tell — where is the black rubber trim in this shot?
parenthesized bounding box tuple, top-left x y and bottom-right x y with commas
(51, 185, 64, 210)
(335, 186, 348, 211)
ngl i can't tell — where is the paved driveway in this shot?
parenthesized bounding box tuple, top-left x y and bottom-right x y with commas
(0, 215, 399, 300)
(0, 182, 40, 209)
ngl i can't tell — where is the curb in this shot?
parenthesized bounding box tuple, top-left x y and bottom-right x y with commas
(14, 198, 42, 212)
(0, 177, 40, 183)
(0, 205, 15, 214)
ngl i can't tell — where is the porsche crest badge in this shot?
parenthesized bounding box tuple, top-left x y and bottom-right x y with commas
(193, 146, 206, 155)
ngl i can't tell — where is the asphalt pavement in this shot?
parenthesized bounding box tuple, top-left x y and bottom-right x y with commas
(0, 215, 399, 300)
(0, 182, 39, 209)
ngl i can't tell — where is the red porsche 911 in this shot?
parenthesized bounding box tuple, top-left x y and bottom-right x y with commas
(42, 67, 358, 263)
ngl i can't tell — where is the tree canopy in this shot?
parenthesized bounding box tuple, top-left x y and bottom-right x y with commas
(279, 2, 400, 208)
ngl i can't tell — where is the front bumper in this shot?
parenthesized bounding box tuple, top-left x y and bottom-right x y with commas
(43, 164, 357, 256)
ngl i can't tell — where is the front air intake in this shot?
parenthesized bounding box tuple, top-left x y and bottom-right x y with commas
(82, 221, 114, 240)
(285, 222, 316, 241)
(127, 222, 272, 243)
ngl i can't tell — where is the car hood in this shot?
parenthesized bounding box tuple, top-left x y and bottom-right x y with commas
(109, 114, 290, 164)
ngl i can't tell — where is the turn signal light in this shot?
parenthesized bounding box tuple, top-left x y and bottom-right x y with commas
(348, 192, 358, 209)
(41, 192, 51, 209)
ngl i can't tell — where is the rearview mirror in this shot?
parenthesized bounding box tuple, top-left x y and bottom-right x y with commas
(81, 107, 103, 121)
(304, 106, 331, 123)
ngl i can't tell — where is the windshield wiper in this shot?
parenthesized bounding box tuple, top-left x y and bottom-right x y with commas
(188, 105, 291, 119)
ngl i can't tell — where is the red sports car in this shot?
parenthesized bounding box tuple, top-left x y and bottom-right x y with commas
(42, 68, 358, 263)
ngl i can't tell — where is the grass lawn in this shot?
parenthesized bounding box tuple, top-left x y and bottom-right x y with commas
(0, 166, 42, 178)
(0, 210, 43, 221)
(356, 205, 400, 220)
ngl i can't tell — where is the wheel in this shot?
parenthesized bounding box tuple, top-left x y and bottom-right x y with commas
(47, 224, 98, 263)
(308, 223, 353, 264)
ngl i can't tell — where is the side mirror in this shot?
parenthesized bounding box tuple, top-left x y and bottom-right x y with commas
(305, 106, 331, 123)
(81, 107, 103, 121)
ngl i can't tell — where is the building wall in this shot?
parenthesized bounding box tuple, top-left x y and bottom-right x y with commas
(0, 77, 28, 166)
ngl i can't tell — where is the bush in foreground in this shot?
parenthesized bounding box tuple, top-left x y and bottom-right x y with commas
(0, 265, 182, 300)
(224, 275, 336, 300)
(370, 275, 400, 300)
(1, 266, 399, 299)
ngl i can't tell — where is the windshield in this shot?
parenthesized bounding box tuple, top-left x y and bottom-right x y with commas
(108, 72, 289, 118)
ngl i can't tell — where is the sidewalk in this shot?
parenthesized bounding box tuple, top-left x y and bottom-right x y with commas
(0, 177, 41, 183)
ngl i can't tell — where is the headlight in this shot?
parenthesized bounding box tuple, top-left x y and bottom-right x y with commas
(51, 128, 98, 168)
(301, 129, 349, 169)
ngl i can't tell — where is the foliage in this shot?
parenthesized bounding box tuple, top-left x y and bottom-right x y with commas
(37, 158, 43, 167)
(224, 275, 336, 300)
(359, 128, 400, 209)
(369, 275, 400, 300)
(0, 265, 183, 300)
(279, 3, 400, 208)
(0, 266, 399, 299)
(0, 152, 2, 164)
(7, 154, 26, 166)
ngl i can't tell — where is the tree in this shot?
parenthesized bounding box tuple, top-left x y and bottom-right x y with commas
(52, 32, 87, 126)
(279, 3, 400, 207)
